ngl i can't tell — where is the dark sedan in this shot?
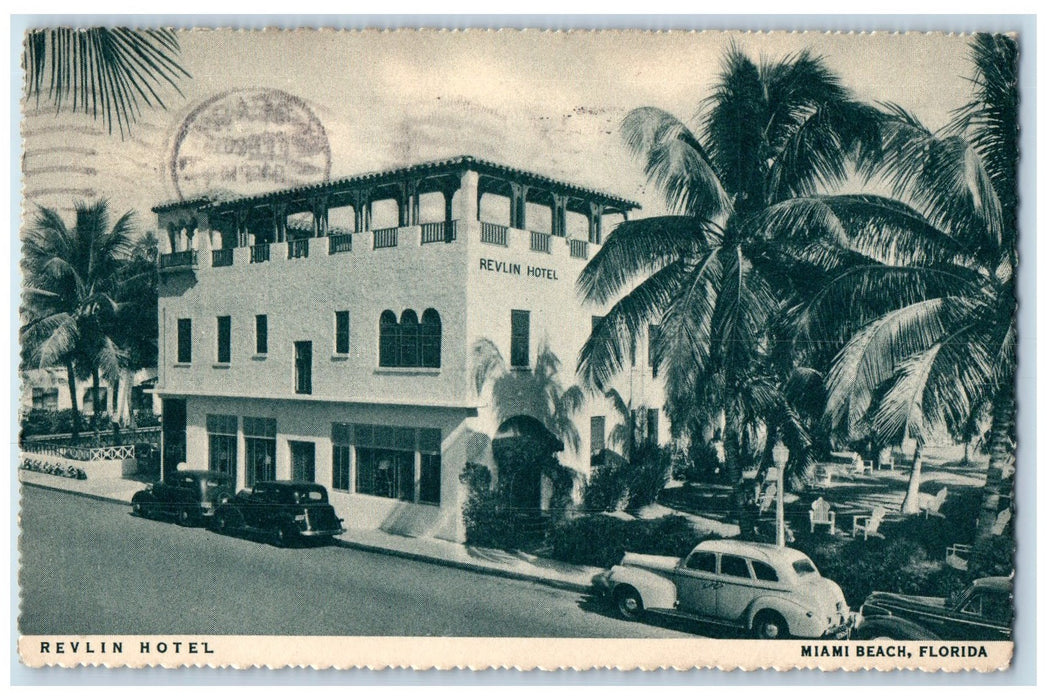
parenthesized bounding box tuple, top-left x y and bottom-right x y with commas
(855, 576, 1012, 641)
(212, 481, 345, 546)
(131, 470, 234, 526)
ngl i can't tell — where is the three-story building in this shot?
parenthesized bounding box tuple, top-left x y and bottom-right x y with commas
(153, 155, 666, 541)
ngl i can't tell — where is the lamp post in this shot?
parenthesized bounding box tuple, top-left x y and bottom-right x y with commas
(771, 440, 790, 549)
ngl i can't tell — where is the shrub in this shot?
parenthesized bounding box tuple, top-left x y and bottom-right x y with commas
(19, 456, 87, 480)
(583, 445, 671, 513)
(548, 513, 712, 568)
(459, 463, 539, 550)
(792, 529, 970, 607)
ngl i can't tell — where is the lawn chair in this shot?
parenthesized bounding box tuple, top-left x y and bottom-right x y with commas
(878, 447, 894, 471)
(852, 505, 887, 540)
(920, 487, 948, 518)
(810, 464, 833, 489)
(945, 543, 972, 570)
(992, 507, 1012, 536)
(809, 497, 836, 535)
(945, 508, 1011, 571)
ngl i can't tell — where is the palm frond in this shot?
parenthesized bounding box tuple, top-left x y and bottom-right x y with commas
(577, 259, 690, 390)
(23, 27, 190, 136)
(622, 107, 731, 218)
(471, 338, 506, 395)
(824, 297, 966, 435)
(576, 215, 719, 305)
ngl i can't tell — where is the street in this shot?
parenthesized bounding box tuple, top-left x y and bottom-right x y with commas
(19, 487, 693, 638)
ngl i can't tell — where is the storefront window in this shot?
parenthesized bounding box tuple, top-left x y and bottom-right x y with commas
(244, 416, 276, 486)
(346, 423, 441, 505)
(206, 414, 237, 477)
(332, 423, 353, 491)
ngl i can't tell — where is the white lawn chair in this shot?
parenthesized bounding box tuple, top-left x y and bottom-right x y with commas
(920, 487, 948, 518)
(946, 543, 972, 570)
(878, 447, 894, 471)
(809, 497, 836, 535)
(759, 482, 777, 513)
(992, 507, 1012, 535)
(852, 505, 886, 540)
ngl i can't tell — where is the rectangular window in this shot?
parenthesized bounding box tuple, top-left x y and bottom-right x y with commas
(335, 311, 350, 355)
(177, 318, 192, 363)
(510, 310, 530, 368)
(294, 341, 312, 394)
(243, 417, 277, 487)
(332, 423, 353, 491)
(590, 415, 606, 457)
(348, 423, 441, 506)
(646, 408, 660, 446)
(648, 323, 661, 377)
(206, 414, 237, 477)
(255, 315, 268, 355)
(31, 387, 59, 411)
(216, 315, 231, 364)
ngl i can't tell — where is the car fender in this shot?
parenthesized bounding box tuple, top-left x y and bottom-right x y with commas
(856, 616, 939, 641)
(609, 565, 677, 610)
(131, 490, 154, 504)
(745, 594, 813, 633)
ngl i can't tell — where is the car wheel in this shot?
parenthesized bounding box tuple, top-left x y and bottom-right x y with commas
(132, 501, 143, 517)
(752, 610, 789, 640)
(177, 508, 194, 527)
(614, 586, 644, 621)
(274, 524, 294, 548)
(214, 512, 230, 534)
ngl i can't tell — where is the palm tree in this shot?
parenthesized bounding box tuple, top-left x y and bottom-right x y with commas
(780, 35, 1016, 555)
(111, 231, 159, 427)
(21, 200, 136, 439)
(577, 45, 882, 535)
(23, 27, 190, 136)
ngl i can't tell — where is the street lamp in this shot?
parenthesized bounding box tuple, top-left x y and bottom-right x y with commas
(771, 440, 790, 549)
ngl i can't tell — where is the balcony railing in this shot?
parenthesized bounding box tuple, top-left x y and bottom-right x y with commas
(421, 220, 457, 244)
(211, 248, 234, 267)
(480, 222, 508, 246)
(328, 233, 353, 254)
(531, 231, 551, 254)
(159, 250, 197, 270)
(373, 227, 398, 249)
(250, 243, 271, 264)
(569, 239, 589, 260)
(288, 238, 309, 259)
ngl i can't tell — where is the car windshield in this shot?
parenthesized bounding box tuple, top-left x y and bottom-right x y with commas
(294, 489, 326, 503)
(791, 557, 818, 576)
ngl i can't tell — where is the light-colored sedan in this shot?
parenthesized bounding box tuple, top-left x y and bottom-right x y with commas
(592, 539, 854, 639)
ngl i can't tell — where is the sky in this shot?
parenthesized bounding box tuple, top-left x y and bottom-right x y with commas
(19, 30, 979, 231)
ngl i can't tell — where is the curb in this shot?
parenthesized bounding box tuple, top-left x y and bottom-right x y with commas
(19, 479, 135, 508)
(21, 479, 594, 595)
(331, 537, 592, 594)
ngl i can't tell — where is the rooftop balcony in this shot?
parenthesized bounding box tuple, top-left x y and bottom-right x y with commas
(161, 218, 592, 278)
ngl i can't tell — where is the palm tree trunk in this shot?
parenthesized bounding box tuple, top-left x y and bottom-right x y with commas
(963, 441, 972, 466)
(972, 392, 1015, 572)
(91, 367, 101, 443)
(900, 443, 924, 514)
(65, 361, 80, 439)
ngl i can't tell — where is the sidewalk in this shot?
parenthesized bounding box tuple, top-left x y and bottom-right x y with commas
(17, 470, 600, 593)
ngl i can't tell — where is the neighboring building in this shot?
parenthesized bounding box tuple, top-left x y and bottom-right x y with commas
(153, 155, 668, 541)
(20, 367, 160, 420)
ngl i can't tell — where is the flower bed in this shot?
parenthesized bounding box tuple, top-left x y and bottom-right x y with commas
(20, 455, 87, 480)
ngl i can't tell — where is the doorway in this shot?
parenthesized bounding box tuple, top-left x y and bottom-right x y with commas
(161, 398, 187, 478)
(290, 441, 316, 482)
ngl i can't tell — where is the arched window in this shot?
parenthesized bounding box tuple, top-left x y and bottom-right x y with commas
(421, 309, 442, 368)
(399, 310, 420, 368)
(379, 310, 399, 367)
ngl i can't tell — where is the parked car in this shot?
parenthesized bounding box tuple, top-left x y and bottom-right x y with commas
(592, 539, 854, 639)
(131, 470, 233, 526)
(212, 481, 345, 546)
(854, 576, 1012, 640)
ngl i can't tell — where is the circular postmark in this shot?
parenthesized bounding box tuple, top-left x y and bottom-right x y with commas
(170, 88, 332, 201)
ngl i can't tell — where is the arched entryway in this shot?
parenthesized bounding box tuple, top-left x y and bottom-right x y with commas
(492, 415, 564, 509)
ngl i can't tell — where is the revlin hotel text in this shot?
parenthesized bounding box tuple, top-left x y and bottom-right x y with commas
(37, 640, 216, 655)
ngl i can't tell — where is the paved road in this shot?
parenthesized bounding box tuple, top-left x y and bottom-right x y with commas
(19, 487, 695, 638)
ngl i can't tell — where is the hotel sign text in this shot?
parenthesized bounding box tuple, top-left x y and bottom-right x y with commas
(479, 257, 559, 281)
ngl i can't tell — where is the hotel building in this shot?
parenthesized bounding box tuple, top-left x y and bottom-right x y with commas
(153, 156, 667, 541)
